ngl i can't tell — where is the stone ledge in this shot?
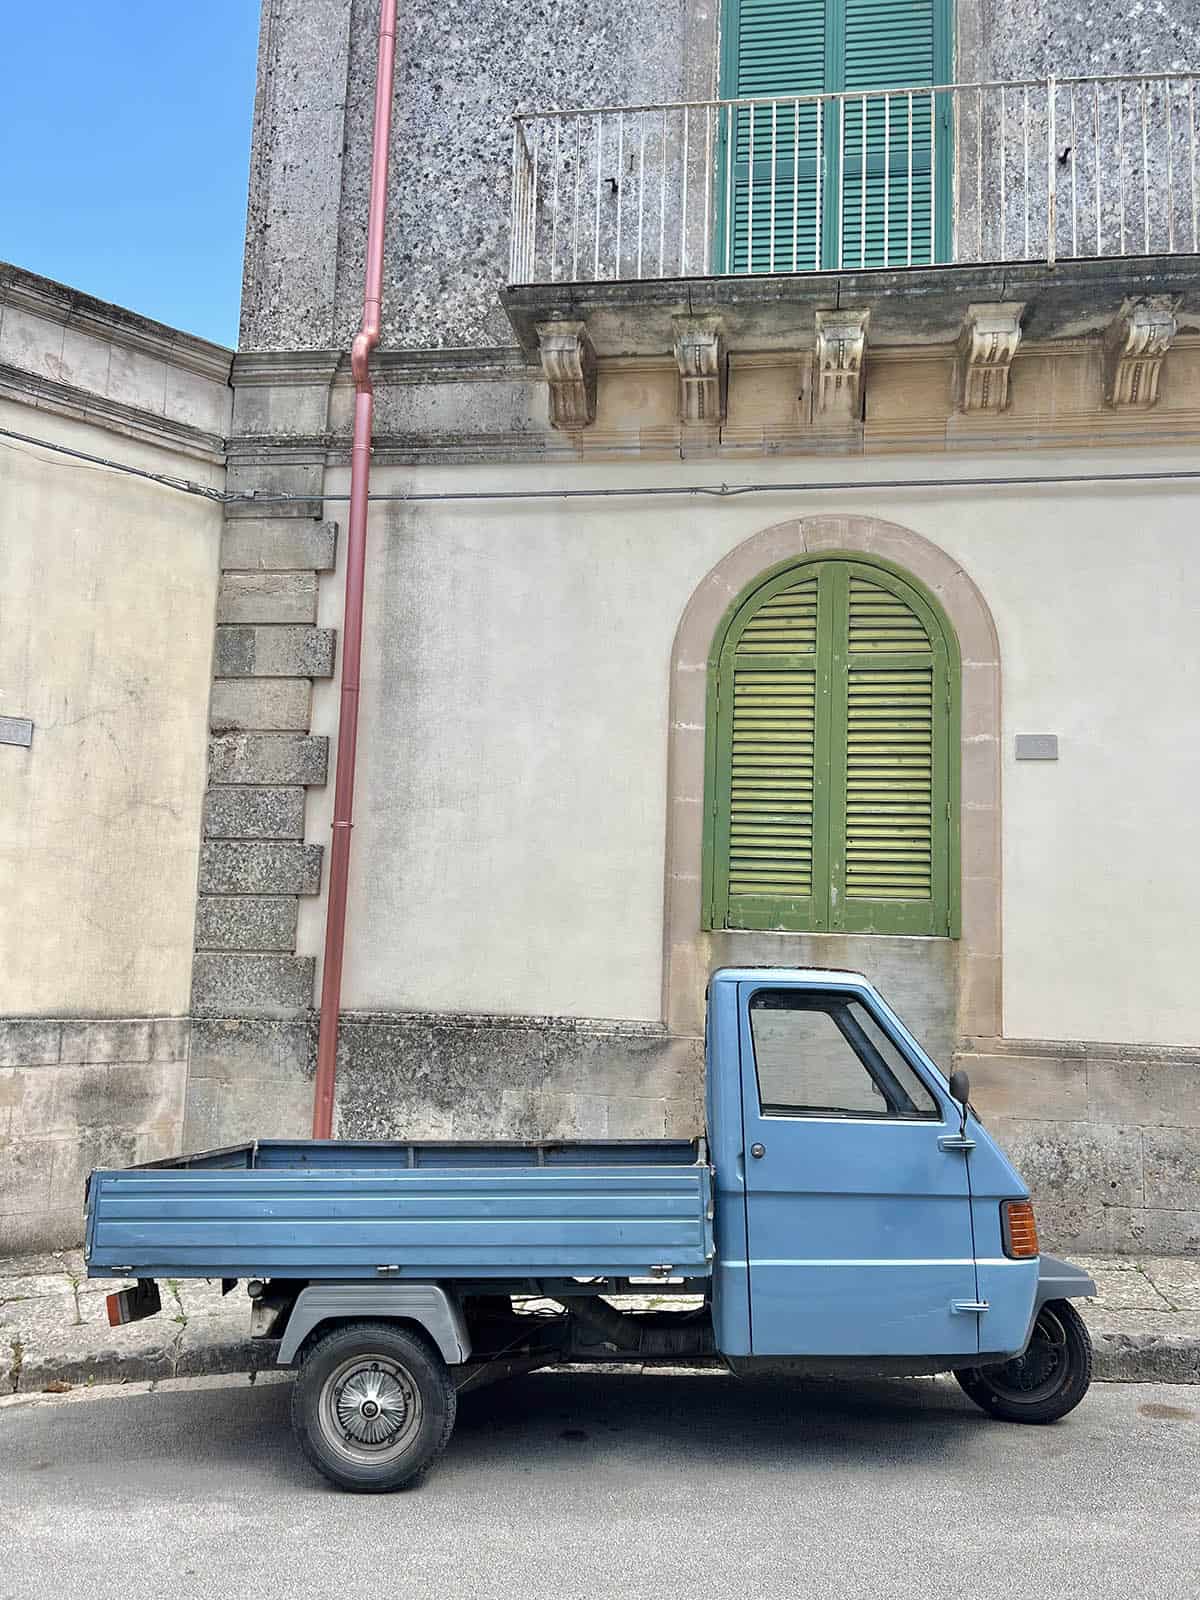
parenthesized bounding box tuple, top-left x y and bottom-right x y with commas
(0, 362, 227, 466)
(0, 1018, 188, 1069)
(962, 1035, 1200, 1065)
(500, 255, 1200, 360)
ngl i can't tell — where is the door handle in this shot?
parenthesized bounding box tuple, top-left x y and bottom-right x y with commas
(750, 1143, 766, 1159)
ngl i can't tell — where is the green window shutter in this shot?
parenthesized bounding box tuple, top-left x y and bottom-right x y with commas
(706, 557, 959, 938)
(838, 0, 937, 268)
(717, 0, 953, 272)
(723, 0, 826, 273)
(843, 0, 936, 87)
(713, 572, 831, 930)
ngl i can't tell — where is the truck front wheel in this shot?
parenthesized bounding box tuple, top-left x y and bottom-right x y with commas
(291, 1320, 457, 1491)
(954, 1298, 1093, 1424)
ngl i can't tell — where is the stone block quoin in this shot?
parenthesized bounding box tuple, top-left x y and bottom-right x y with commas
(192, 513, 339, 1023)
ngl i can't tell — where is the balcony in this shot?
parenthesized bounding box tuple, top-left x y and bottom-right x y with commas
(510, 74, 1200, 284)
(502, 73, 1200, 367)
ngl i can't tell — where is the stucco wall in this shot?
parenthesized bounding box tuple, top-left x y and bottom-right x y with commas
(0, 402, 223, 1017)
(298, 445, 1200, 1050)
(0, 264, 231, 1249)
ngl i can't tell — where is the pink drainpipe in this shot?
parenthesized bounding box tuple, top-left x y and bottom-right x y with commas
(312, 0, 399, 1138)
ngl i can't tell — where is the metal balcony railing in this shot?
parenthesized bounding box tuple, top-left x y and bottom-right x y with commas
(509, 74, 1200, 285)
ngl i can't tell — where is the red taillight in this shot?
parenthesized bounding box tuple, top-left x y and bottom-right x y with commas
(1002, 1199, 1039, 1259)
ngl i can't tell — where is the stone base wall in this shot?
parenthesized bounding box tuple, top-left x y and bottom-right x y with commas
(6, 1010, 1197, 1258)
(0, 1018, 189, 1252)
(182, 1010, 704, 1154)
(963, 1038, 1200, 1256)
(330, 1013, 704, 1143)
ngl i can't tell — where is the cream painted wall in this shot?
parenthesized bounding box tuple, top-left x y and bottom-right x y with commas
(301, 447, 1200, 1047)
(0, 399, 223, 1015)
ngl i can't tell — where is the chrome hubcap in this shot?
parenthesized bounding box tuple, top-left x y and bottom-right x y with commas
(320, 1357, 421, 1461)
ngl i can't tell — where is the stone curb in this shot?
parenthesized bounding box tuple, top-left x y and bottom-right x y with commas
(10, 1327, 1200, 1396)
(1091, 1331, 1200, 1385)
(12, 1338, 265, 1395)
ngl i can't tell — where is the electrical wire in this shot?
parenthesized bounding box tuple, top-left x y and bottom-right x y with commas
(5, 421, 1200, 510)
(0, 425, 228, 501)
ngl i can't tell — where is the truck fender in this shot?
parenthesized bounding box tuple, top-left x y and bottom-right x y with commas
(275, 1282, 471, 1367)
(1034, 1255, 1098, 1312)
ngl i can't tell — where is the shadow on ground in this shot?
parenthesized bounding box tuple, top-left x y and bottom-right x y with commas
(4, 1369, 988, 1491)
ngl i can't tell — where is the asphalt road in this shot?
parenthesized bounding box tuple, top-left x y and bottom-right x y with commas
(2, 1370, 1197, 1600)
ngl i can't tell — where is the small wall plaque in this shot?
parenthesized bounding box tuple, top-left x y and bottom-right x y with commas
(0, 716, 33, 749)
(1015, 733, 1058, 761)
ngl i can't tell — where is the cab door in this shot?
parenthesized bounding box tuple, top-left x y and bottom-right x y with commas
(739, 981, 980, 1357)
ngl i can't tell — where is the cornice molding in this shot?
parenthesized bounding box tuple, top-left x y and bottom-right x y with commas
(0, 262, 233, 385)
(0, 362, 227, 465)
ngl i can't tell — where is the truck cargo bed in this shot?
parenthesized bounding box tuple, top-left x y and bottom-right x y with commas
(84, 1138, 714, 1282)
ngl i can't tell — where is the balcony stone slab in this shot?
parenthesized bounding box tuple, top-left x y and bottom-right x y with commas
(501, 256, 1200, 362)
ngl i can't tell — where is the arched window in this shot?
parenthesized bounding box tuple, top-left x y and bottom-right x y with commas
(703, 554, 960, 936)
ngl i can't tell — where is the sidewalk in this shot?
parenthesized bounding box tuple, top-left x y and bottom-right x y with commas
(2, 1249, 1198, 1395)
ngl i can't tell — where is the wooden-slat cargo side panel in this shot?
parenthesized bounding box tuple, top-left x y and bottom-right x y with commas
(86, 1164, 715, 1281)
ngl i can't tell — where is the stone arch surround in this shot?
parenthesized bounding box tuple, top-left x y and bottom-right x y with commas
(663, 515, 1002, 1048)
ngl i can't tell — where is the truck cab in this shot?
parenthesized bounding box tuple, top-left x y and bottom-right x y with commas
(706, 967, 1041, 1364)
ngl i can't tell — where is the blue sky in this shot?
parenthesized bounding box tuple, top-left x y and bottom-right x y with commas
(2, 2, 260, 347)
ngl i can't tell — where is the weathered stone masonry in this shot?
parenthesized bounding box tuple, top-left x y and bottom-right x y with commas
(186, 401, 339, 1147)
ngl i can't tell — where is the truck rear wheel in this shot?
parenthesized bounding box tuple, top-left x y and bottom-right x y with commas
(954, 1298, 1092, 1424)
(291, 1320, 457, 1492)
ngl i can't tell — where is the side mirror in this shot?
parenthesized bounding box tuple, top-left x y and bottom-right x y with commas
(948, 1069, 971, 1131)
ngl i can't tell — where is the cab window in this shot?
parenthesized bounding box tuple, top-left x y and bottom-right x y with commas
(748, 989, 939, 1119)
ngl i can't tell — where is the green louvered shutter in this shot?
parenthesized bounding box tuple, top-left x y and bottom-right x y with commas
(714, 571, 830, 930)
(723, 0, 826, 272)
(708, 558, 957, 936)
(718, 0, 952, 272)
(838, 0, 938, 268)
(830, 564, 953, 934)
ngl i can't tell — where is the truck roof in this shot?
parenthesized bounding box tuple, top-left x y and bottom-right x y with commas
(709, 965, 871, 987)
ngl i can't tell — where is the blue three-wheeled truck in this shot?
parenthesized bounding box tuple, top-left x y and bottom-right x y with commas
(85, 968, 1097, 1492)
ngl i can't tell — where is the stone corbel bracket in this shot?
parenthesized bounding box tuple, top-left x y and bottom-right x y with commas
(673, 314, 727, 425)
(1104, 296, 1179, 409)
(811, 309, 869, 423)
(956, 302, 1024, 413)
(535, 319, 597, 430)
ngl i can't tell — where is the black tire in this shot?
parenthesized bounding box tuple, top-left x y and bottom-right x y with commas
(954, 1298, 1093, 1424)
(291, 1320, 457, 1492)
